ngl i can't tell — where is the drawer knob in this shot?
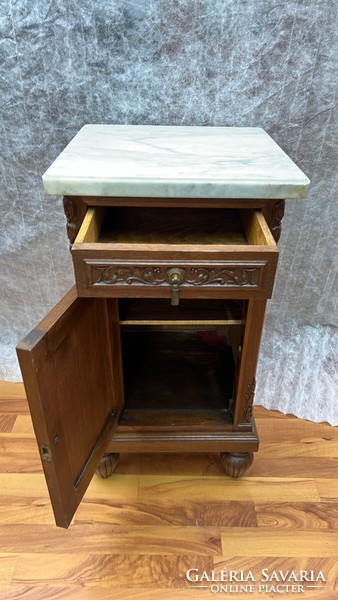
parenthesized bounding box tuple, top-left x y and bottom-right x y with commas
(167, 268, 185, 306)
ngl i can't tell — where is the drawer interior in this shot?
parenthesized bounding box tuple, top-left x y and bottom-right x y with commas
(100, 207, 246, 245)
(75, 206, 276, 249)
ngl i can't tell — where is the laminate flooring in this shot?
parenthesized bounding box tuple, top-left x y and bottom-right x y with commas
(0, 381, 337, 599)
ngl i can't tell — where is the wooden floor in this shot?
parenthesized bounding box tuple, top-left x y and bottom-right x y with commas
(0, 381, 337, 599)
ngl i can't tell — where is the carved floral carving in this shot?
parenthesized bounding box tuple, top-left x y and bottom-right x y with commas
(94, 266, 168, 286)
(185, 267, 258, 287)
(92, 265, 260, 288)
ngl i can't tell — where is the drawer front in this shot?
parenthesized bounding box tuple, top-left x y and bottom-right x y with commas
(72, 257, 277, 300)
(71, 207, 279, 300)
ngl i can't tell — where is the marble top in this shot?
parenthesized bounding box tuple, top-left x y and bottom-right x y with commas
(43, 125, 309, 199)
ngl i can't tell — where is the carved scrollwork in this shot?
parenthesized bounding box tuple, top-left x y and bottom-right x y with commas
(94, 266, 168, 286)
(242, 378, 256, 423)
(91, 265, 260, 288)
(63, 197, 87, 246)
(185, 267, 259, 287)
(265, 199, 285, 243)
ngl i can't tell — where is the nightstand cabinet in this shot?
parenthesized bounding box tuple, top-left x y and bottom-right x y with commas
(17, 126, 309, 527)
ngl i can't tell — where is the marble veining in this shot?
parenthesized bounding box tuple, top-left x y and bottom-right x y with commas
(42, 125, 309, 199)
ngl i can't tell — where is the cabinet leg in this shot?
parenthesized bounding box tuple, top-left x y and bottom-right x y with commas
(96, 453, 120, 479)
(220, 452, 254, 478)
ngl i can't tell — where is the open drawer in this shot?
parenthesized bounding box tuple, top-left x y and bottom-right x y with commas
(71, 206, 279, 301)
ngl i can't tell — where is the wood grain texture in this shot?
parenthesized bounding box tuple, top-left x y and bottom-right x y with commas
(75, 499, 257, 527)
(138, 475, 320, 502)
(0, 524, 222, 555)
(220, 529, 338, 557)
(255, 502, 338, 529)
(0, 383, 337, 598)
(16, 291, 123, 527)
(0, 415, 16, 433)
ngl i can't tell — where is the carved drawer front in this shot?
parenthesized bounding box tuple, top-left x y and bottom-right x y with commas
(71, 206, 279, 301)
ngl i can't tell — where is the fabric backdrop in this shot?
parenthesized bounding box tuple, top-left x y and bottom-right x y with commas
(1, 0, 337, 423)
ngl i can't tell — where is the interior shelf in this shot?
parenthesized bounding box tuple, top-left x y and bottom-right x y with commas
(119, 298, 244, 326)
(119, 328, 235, 430)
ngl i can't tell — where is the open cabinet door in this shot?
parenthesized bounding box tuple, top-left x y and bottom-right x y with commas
(16, 287, 123, 528)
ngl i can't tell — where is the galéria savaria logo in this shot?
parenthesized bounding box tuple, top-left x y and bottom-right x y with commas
(185, 567, 326, 594)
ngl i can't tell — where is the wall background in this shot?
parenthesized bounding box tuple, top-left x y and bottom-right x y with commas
(1, 0, 337, 422)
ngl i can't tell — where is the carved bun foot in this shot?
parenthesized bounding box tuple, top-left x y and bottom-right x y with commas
(220, 452, 254, 478)
(96, 453, 120, 479)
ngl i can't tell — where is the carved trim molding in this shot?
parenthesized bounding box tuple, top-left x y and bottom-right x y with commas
(242, 378, 256, 423)
(90, 264, 261, 288)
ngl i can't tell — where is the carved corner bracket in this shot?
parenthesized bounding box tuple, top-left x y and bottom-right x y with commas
(63, 197, 87, 247)
(263, 199, 285, 243)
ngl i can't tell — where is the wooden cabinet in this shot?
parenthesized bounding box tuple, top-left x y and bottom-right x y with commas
(17, 126, 309, 527)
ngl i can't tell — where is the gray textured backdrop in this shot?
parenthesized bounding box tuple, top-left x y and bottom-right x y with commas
(1, 1, 337, 422)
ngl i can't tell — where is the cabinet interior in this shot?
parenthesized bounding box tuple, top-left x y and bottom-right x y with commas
(117, 298, 246, 430)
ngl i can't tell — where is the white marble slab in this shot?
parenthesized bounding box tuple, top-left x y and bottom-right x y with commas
(43, 125, 309, 199)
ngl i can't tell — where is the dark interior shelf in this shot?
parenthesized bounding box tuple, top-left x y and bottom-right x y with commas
(118, 408, 232, 430)
(119, 328, 235, 430)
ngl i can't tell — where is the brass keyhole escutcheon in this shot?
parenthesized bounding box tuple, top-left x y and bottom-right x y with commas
(167, 268, 185, 306)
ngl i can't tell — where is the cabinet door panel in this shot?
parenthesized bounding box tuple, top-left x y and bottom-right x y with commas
(16, 287, 122, 528)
